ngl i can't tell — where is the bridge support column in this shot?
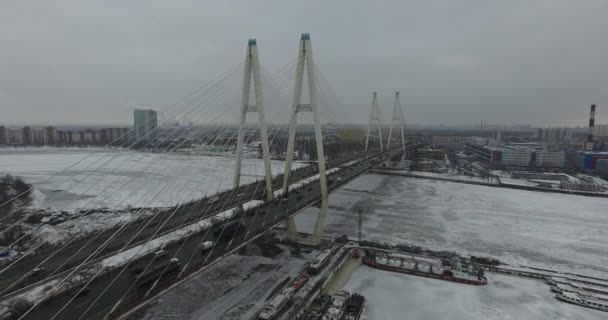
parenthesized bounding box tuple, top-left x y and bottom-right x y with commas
(365, 92, 383, 151)
(283, 33, 328, 244)
(387, 91, 406, 165)
(234, 39, 274, 201)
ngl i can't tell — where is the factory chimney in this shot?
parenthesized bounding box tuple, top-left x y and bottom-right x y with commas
(586, 104, 596, 151)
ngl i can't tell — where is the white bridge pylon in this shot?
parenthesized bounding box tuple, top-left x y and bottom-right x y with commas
(233, 39, 274, 201)
(365, 92, 384, 151)
(283, 33, 329, 244)
(387, 91, 406, 152)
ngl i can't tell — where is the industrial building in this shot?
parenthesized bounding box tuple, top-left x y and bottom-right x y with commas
(576, 152, 608, 172)
(432, 136, 466, 144)
(431, 135, 466, 151)
(592, 125, 608, 138)
(464, 136, 574, 171)
(463, 142, 501, 169)
(496, 145, 533, 168)
(597, 159, 608, 179)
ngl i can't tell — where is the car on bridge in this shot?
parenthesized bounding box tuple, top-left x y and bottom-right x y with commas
(154, 249, 167, 258)
(199, 241, 215, 252)
(27, 267, 46, 278)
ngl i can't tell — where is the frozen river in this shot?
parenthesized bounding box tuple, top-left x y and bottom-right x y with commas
(137, 173, 608, 319)
(293, 173, 608, 319)
(296, 173, 608, 278)
(0, 148, 301, 209)
(344, 266, 606, 320)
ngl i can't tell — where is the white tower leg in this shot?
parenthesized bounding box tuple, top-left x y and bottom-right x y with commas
(387, 91, 406, 165)
(387, 92, 396, 150)
(283, 39, 305, 195)
(387, 91, 406, 151)
(233, 39, 274, 201)
(399, 95, 406, 152)
(283, 33, 328, 244)
(365, 92, 383, 151)
(284, 38, 306, 242)
(365, 92, 375, 151)
(307, 36, 329, 245)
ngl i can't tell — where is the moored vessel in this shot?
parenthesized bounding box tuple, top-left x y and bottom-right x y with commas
(362, 250, 487, 286)
(555, 292, 608, 312)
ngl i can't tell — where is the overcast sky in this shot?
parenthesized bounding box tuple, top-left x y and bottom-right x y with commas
(1, 0, 607, 127)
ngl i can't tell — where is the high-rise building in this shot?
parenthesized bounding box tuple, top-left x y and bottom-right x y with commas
(134, 109, 158, 141)
(32, 128, 45, 145)
(0, 126, 8, 145)
(100, 127, 130, 145)
(45, 126, 57, 145)
(21, 126, 33, 145)
(8, 129, 22, 145)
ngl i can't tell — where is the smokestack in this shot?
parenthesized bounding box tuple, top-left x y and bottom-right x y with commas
(588, 104, 596, 143)
(586, 104, 596, 151)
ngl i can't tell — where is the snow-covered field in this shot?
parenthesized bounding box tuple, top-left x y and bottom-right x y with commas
(0, 148, 302, 209)
(344, 266, 606, 320)
(137, 247, 312, 320)
(296, 174, 608, 278)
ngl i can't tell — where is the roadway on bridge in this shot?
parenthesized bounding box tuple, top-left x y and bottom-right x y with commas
(1, 153, 368, 295)
(0, 165, 314, 291)
(17, 149, 399, 320)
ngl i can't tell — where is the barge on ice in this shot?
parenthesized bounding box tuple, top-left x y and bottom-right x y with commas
(361, 250, 487, 286)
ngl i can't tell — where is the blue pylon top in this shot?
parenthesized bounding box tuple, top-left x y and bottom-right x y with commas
(301, 33, 310, 40)
(248, 38, 257, 46)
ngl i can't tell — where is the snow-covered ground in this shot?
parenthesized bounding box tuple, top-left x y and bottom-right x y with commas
(295, 174, 608, 278)
(344, 266, 606, 320)
(577, 173, 608, 187)
(137, 247, 312, 320)
(35, 209, 156, 245)
(0, 148, 302, 210)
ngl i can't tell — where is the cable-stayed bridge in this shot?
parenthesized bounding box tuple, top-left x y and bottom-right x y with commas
(0, 34, 413, 320)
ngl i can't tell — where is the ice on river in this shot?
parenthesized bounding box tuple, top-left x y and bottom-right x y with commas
(344, 266, 606, 320)
(295, 174, 608, 278)
(0, 148, 302, 209)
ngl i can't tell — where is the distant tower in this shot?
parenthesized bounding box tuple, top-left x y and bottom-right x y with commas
(586, 104, 596, 151)
(233, 38, 274, 201)
(282, 33, 329, 244)
(565, 128, 573, 143)
(387, 91, 406, 152)
(494, 129, 502, 142)
(365, 92, 384, 151)
(133, 109, 158, 141)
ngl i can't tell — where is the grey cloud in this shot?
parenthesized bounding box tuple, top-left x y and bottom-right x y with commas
(1, 0, 607, 126)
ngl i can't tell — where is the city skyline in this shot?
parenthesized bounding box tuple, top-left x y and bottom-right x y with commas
(1, 1, 608, 126)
